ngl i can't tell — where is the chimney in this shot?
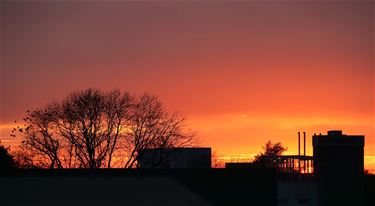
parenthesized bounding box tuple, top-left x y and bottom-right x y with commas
(303, 132, 306, 157)
(298, 132, 301, 172)
(298, 132, 301, 156)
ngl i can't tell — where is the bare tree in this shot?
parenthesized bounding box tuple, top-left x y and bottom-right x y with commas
(56, 89, 132, 168)
(123, 94, 194, 168)
(18, 105, 63, 168)
(253, 140, 287, 168)
(12, 148, 39, 169)
(13, 89, 195, 169)
(13, 89, 132, 168)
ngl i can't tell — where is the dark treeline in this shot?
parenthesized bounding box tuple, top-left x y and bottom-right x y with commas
(10, 88, 195, 169)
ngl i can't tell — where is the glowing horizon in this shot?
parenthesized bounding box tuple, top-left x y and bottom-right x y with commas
(1, 1, 373, 170)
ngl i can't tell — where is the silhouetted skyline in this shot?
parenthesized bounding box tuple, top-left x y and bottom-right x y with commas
(1, 1, 374, 170)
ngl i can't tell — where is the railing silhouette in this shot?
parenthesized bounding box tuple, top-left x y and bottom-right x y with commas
(276, 155, 314, 182)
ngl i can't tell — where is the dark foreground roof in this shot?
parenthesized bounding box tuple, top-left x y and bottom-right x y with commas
(0, 168, 277, 206)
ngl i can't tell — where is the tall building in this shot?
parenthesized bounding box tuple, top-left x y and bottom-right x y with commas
(313, 130, 364, 206)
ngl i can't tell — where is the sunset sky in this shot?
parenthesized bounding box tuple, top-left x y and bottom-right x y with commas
(1, 1, 374, 169)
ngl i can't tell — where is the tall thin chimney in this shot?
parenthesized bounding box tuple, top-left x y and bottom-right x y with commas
(298, 132, 301, 156)
(303, 131, 306, 173)
(298, 132, 301, 172)
(303, 131, 306, 156)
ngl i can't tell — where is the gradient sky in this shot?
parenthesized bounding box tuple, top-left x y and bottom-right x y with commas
(1, 1, 374, 169)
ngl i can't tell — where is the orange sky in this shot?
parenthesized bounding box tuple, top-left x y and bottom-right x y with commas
(1, 1, 374, 170)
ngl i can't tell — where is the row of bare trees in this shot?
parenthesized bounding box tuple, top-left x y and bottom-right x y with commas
(12, 89, 195, 169)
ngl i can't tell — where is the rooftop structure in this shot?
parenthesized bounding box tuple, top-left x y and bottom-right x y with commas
(278, 132, 313, 174)
(313, 130, 365, 206)
(138, 147, 211, 169)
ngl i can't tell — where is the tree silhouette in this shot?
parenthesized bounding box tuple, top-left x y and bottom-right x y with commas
(13, 88, 195, 169)
(0, 143, 17, 170)
(253, 140, 287, 168)
(123, 94, 194, 168)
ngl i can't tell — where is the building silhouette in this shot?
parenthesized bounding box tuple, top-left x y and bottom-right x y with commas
(0, 168, 276, 206)
(139, 148, 211, 168)
(225, 130, 366, 206)
(313, 130, 365, 206)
